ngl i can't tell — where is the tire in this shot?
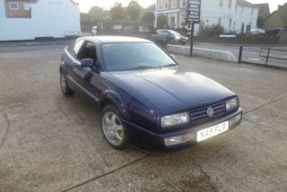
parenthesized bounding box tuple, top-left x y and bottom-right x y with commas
(60, 72, 74, 96)
(100, 105, 130, 149)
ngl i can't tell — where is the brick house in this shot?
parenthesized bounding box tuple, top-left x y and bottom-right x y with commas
(5, 0, 39, 18)
(254, 3, 270, 20)
(263, 3, 287, 31)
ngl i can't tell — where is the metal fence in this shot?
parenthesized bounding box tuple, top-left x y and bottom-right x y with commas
(259, 47, 287, 65)
(238, 46, 287, 69)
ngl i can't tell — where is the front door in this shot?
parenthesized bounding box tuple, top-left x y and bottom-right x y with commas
(241, 23, 245, 34)
(64, 40, 101, 104)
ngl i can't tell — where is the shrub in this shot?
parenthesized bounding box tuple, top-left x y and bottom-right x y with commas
(157, 15, 167, 29)
(199, 24, 224, 37)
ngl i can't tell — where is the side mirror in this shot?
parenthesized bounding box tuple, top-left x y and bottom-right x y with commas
(170, 54, 176, 60)
(81, 58, 94, 67)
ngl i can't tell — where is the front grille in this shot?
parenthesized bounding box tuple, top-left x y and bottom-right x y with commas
(190, 102, 226, 124)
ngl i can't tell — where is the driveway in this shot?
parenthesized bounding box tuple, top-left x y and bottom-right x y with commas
(0, 44, 287, 192)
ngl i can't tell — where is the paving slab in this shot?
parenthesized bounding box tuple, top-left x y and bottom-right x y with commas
(68, 119, 287, 192)
(0, 45, 286, 192)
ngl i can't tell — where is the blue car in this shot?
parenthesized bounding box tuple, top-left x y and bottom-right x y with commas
(60, 36, 242, 149)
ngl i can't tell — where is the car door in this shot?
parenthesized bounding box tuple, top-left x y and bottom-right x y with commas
(65, 40, 102, 105)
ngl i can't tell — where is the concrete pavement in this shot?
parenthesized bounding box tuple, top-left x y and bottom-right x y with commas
(0, 45, 287, 192)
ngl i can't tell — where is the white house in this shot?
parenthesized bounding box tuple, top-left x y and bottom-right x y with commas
(155, 0, 259, 34)
(234, 0, 258, 33)
(0, 0, 81, 41)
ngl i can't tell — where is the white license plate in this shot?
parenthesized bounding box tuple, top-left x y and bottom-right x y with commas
(197, 121, 229, 142)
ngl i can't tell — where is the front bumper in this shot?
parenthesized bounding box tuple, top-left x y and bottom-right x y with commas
(124, 108, 242, 148)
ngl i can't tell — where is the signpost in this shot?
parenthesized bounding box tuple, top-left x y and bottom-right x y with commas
(186, 0, 201, 56)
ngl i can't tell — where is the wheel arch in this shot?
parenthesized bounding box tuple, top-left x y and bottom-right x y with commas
(100, 90, 130, 120)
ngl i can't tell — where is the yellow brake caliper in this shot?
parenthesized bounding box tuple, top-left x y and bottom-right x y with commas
(119, 129, 124, 138)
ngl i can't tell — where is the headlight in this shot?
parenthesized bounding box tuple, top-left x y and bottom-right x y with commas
(175, 36, 181, 40)
(226, 97, 239, 111)
(161, 112, 190, 128)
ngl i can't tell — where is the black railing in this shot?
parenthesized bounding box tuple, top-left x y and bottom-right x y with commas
(259, 47, 287, 65)
(238, 46, 287, 68)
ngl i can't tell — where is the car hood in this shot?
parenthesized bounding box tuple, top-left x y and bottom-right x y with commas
(105, 68, 235, 114)
(181, 36, 188, 40)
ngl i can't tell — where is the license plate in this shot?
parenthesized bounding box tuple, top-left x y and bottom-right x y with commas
(197, 121, 229, 142)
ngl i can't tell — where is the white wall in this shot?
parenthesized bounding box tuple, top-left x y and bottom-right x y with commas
(234, 6, 258, 33)
(201, 0, 236, 32)
(0, 0, 81, 41)
(0, 0, 5, 18)
(155, 0, 259, 34)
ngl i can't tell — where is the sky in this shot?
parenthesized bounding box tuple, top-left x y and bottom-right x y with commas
(78, 0, 286, 13)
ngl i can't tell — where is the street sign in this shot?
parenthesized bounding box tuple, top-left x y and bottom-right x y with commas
(186, 0, 201, 57)
(186, 0, 201, 23)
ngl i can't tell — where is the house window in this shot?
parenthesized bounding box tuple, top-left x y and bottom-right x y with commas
(241, 7, 244, 14)
(181, 0, 186, 7)
(158, 0, 163, 10)
(228, 0, 232, 8)
(180, 13, 186, 26)
(218, 17, 222, 25)
(251, 8, 254, 15)
(9, 2, 19, 10)
(164, 0, 169, 9)
(220, 0, 223, 8)
(24, 3, 31, 10)
(229, 19, 232, 29)
(172, 0, 177, 8)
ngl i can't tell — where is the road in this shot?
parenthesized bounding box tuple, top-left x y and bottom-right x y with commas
(189, 42, 287, 68)
(0, 44, 287, 192)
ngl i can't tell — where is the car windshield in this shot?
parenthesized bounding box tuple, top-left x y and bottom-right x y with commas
(169, 30, 181, 36)
(101, 42, 177, 72)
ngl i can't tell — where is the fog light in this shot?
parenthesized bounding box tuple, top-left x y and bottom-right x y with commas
(229, 114, 242, 128)
(164, 132, 195, 146)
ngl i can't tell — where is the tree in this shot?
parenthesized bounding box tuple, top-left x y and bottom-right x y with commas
(127, 1, 140, 20)
(157, 14, 167, 29)
(110, 2, 124, 20)
(278, 4, 282, 10)
(257, 16, 264, 28)
(88, 6, 104, 22)
(80, 13, 90, 31)
(142, 12, 155, 30)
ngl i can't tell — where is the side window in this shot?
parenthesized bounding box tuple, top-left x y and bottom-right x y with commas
(162, 31, 169, 36)
(77, 41, 97, 62)
(68, 39, 84, 59)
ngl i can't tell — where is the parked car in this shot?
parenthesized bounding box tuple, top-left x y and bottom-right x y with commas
(95, 20, 167, 48)
(91, 26, 97, 36)
(250, 28, 265, 35)
(265, 28, 282, 37)
(156, 29, 188, 45)
(60, 36, 242, 149)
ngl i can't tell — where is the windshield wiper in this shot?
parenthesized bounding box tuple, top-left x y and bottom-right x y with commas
(161, 63, 178, 68)
(130, 66, 157, 71)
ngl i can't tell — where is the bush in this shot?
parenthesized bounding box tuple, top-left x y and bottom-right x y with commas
(199, 24, 224, 37)
(175, 28, 188, 36)
(157, 15, 167, 29)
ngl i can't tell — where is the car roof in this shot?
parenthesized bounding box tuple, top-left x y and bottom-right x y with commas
(81, 36, 151, 43)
